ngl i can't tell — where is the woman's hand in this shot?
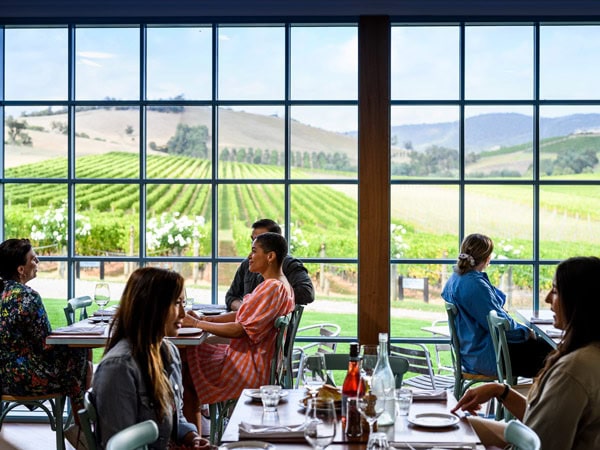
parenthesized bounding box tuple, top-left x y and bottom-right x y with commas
(451, 383, 504, 416)
(182, 431, 211, 449)
(183, 311, 204, 328)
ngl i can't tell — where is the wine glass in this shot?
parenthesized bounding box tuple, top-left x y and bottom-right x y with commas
(94, 282, 111, 312)
(357, 345, 384, 440)
(304, 398, 337, 450)
(302, 353, 327, 398)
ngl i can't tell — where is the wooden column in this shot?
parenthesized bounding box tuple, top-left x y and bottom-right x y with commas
(358, 15, 391, 345)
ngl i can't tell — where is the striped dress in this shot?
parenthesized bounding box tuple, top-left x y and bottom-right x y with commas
(187, 278, 294, 404)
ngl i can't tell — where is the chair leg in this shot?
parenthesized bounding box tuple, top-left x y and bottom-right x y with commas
(52, 396, 67, 450)
(208, 399, 238, 445)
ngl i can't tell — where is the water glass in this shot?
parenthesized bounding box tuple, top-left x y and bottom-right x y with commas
(395, 388, 413, 416)
(304, 398, 337, 450)
(260, 385, 282, 412)
(367, 431, 390, 449)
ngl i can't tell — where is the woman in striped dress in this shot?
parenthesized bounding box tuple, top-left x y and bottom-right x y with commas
(184, 232, 295, 407)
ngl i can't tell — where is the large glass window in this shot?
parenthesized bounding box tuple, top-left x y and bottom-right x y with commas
(3, 20, 600, 344)
(390, 22, 600, 338)
(1, 24, 359, 332)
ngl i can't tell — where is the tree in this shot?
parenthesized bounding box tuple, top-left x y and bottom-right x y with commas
(165, 123, 209, 158)
(220, 147, 230, 161)
(236, 147, 246, 163)
(553, 148, 598, 175)
(5, 116, 32, 146)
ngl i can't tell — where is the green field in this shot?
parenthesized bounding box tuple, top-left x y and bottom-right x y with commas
(5, 133, 600, 294)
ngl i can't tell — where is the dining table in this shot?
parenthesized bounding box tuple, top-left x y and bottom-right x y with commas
(514, 309, 562, 349)
(220, 388, 503, 449)
(46, 315, 208, 348)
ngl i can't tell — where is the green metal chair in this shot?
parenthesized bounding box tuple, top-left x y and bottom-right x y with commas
(301, 351, 410, 388)
(504, 420, 541, 450)
(390, 343, 455, 390)
(78, 389, 98, 450)
(0, 392, 67, 450)
(488, 310, 518, 386)
(488, 310, 535, 420)
(106, 420, 159, 450)
(281, 304, 304, 388)
(445, 302, 497, 399)
(64, 295, 93, 325)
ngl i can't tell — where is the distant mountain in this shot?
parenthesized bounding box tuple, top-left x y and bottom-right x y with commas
(381, 112, 600, 153)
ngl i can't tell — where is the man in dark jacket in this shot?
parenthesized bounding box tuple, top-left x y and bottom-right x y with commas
(225, 218, 315, 311)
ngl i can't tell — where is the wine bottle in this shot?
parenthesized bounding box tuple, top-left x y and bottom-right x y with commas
(371, 333, 396, 426)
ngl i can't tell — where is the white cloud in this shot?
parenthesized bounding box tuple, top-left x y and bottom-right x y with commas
(79, 58, 102, 68)
(76, 51, 115, 59)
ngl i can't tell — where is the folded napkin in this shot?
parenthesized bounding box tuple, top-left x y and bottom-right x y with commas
(530, 317, 554, 324)
(52, 325, 107, 335)
(391, 443, 476, 449)
(238, 421, 306, 440)
(93, 308, 117, 316)
(411, 389, 448, 401)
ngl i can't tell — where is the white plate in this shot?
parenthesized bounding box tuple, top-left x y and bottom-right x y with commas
(218, 442, 275, 450)
(244, 389, 289, 401)
(408, 412, 460, 428)
(177, 327, 203, 335)
(201, 309, 224, 316)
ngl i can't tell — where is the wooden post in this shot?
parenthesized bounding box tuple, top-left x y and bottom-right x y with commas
(358, 15, 391, 345)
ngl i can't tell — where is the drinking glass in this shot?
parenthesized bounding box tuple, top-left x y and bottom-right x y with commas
(302, 353, 327, 398)
(304, 398, 337, 450)
(94, 282, 111, 311)
(357, 345, 384, 440)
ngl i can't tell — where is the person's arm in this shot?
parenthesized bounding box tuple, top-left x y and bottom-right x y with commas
(183, 311, 236, 327)
(225, 260, 249, 311)
(168, 344, 210, 449)
(451, 382, 527, 420)
(283, 256, 315, 305)
(93, 358, 140, 447)
(19, 289, 52, 351)
(189, 317, 246, 338)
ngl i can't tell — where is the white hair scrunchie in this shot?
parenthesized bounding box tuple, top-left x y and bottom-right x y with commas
(458, 253, 476, 266)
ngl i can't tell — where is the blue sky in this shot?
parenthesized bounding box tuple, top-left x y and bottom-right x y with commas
(3, 24, 600, 132)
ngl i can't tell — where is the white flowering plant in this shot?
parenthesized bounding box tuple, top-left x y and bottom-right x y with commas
(489, 238, 528, 290)
(146, 212, 206, 255)
(289, 223, 309, 256)
(30, 201, 92, 249)
(391, 223, 410, 258)
(493, 238, 524, 261)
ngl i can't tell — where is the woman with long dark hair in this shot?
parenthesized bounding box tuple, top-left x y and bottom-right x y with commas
(93, 267, 209, 449)
(452, 256, 600, 449)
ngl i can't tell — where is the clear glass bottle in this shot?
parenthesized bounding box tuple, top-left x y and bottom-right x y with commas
(341, 342, 362, 437)
(371, 333, 396, 426)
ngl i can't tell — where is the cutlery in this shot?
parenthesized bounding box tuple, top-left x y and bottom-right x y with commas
(244, 424, 305, 433)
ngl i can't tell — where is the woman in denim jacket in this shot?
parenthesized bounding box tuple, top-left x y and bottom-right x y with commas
(93, 267, 210, 449)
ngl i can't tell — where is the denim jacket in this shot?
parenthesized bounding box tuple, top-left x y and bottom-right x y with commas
(92, 339, 196, 449)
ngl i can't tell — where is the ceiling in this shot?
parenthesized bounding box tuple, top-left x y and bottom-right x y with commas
(1, 0, 599, 21)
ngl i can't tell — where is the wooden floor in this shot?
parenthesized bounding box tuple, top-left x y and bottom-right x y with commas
(0, 422, 76, 450)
